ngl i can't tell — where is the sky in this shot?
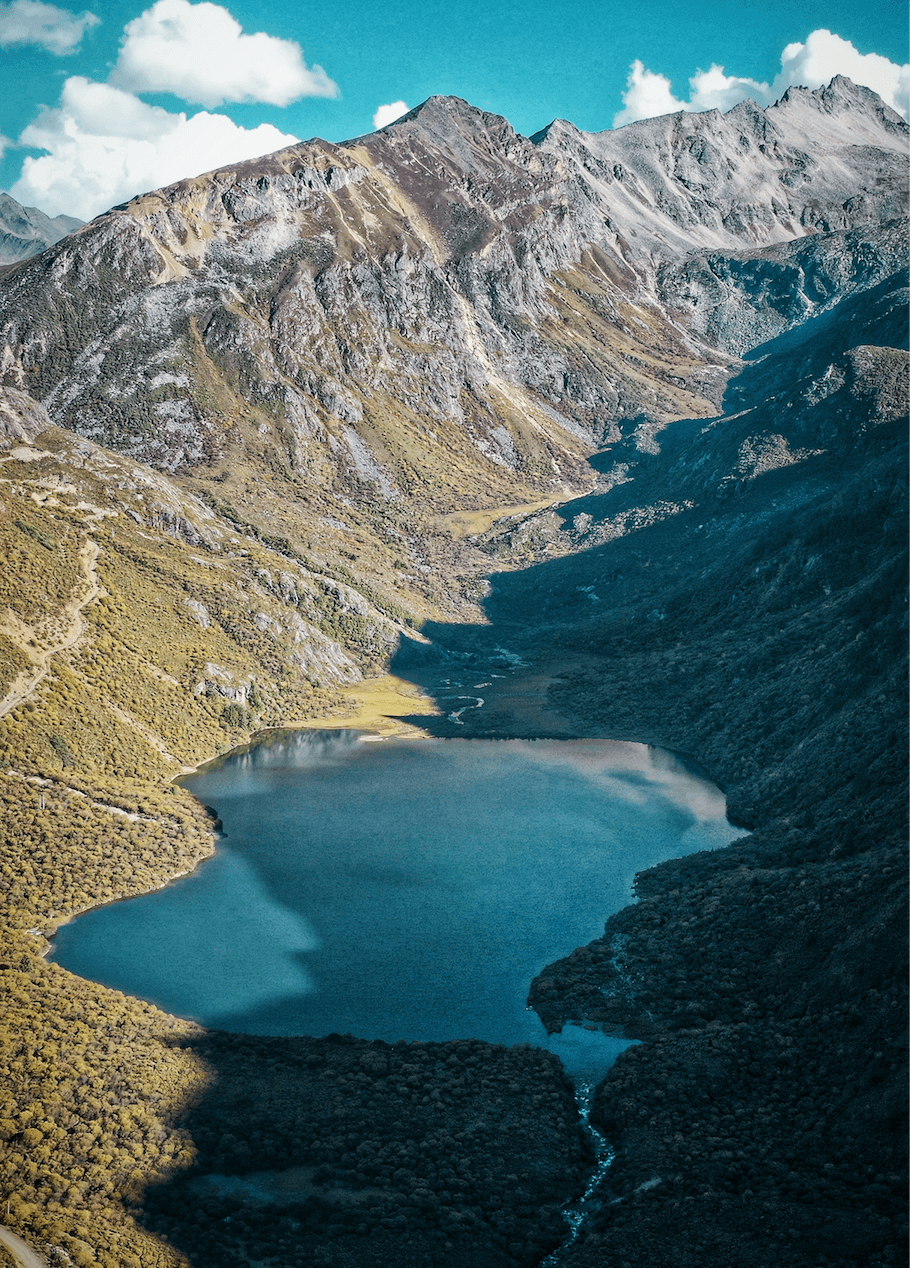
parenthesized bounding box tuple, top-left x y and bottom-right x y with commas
(0, 0, 907, 220)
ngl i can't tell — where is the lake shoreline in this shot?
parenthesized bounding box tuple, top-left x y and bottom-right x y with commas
(52, 726, 741, 1054)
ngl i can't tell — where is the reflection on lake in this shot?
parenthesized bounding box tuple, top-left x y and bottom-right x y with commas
(51, 733, 742, 1068)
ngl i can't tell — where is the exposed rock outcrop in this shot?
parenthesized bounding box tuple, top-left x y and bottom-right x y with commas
(0, 79, 902, 492)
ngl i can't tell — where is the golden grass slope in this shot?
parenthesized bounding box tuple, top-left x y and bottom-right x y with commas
(0, 388, 462, 1266)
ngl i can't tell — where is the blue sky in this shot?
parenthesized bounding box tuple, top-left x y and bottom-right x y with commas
(1, 0, 907, 219)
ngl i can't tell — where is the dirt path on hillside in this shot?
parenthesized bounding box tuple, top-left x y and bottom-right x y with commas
(0, 537, 100, 719)
(0, 1226, 47, 1268)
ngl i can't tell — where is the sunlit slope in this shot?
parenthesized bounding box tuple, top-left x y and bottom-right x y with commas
(0, 392, 219, 1268)
(0, 113, 617, 482)
(0, 385, 581, 1268)
(0, 389, 411, 776)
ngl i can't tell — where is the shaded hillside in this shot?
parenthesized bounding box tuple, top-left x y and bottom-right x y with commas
(525, 437, 908, 1268)
(435, 265, 908, 1267)
(142, 1032, 584, 1268)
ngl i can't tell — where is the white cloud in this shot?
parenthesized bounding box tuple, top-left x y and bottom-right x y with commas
(372, 100, 409, 130)
(11, 76, 298, 219)
(775, 30, 909, 116)
(683, 65, 771, 114)
(614, 29, 910, 126)
(109, 0, 337, 107)
(613, 62, 688, 125)
(0, 0, 98, 54)
(5, 2, 341, 219)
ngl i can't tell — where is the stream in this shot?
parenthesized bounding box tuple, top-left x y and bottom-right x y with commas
(541, 1079, 616, 1264)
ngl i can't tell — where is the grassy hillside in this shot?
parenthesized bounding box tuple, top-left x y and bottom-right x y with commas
(0, 385, 594, 1267)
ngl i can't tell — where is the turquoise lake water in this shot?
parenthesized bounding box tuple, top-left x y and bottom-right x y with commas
(50, 732, 741, 1070)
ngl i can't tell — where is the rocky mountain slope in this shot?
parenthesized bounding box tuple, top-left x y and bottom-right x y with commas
(0, 78, 905, 1268)
(0, 77, 902, 475)
(0, 192, 81, 265)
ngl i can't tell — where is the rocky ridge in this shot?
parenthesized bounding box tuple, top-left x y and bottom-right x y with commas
(0, 81, 902, 648)
(533, 78, 907, 263)
(0, 78, 902, 479)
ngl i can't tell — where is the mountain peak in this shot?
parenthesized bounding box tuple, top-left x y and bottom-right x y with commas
(395, 94, 510, 125)
(363, 94, 523, 151)
(774, 75, 909, 132)
(529, 117, 584, 147)
(345, 93, 534, 202)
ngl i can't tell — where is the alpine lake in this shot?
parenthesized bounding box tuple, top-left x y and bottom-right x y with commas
(50, 730, 743, 1076)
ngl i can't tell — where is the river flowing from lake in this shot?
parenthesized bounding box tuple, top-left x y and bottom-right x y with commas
(51, 732, 741, 1072)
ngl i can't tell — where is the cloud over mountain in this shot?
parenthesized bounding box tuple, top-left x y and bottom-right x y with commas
(5, 0, 345, 219)
(373, 100, 409, 130)
(10, 75, 297, 218)
(615, 29, 910, 125)
(110, 0, 338, 107)
(0, 0, 97, 54)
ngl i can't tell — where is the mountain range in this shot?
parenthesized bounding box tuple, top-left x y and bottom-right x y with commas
(0, 192, 82, 266)
(0, 77, 905, 1268)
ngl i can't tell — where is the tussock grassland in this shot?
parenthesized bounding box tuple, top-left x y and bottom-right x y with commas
(0, 417, 459, 1266)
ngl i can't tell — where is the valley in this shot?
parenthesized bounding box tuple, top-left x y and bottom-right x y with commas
(0, 78, 904, 1268)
